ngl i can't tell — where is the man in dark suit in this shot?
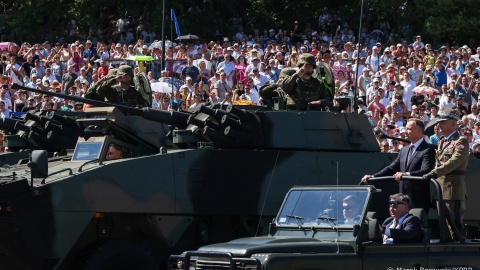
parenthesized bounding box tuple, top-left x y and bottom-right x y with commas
(362, 119, 436, 212)
(381, 193, 423, 244)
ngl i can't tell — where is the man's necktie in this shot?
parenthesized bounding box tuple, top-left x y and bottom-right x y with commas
(407, 145, 415, 164)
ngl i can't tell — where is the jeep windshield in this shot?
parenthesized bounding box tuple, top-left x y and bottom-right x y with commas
(276, 187, 369, 228)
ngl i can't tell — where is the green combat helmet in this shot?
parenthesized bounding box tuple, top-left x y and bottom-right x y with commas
(297, 53, 316, 68)
(117, 65, 134, 76)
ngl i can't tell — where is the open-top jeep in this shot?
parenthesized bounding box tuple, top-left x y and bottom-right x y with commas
(169, 177, 479, 270)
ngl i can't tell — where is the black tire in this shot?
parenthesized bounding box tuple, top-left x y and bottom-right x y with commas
(81, 240, 159, 270)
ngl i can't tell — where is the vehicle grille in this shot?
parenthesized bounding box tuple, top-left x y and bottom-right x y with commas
(169, 251, 261, 270)
(195, 258, 259, 269)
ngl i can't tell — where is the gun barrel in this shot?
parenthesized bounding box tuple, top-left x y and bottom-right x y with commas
(46, 111, 76, 127)
(0, 117, 21, 133)
(379, 133, 411, 144)
(11, 83, 143, 115)
(142, 107, 190, 127)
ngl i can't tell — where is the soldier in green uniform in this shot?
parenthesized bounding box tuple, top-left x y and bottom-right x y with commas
(423, 112, 469, 241)
(281, 53, 333, 111)
(259, 67, 296, 108)
(85, 65, 148, 108)
(84, 68, 117, 101)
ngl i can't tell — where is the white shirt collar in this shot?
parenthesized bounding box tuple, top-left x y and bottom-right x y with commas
(410, 138, 423, 150)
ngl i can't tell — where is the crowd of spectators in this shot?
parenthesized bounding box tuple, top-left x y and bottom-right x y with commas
(0, 7, 479, 155)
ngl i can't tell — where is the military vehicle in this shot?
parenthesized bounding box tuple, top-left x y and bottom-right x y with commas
(169, 177, 479, 270)
(0, 68, 479, 270)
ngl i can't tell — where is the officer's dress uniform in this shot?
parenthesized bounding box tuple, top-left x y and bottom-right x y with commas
(432, 130, 469, 239)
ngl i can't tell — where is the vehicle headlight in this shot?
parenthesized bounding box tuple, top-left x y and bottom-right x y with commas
(176, 260, 183, 269)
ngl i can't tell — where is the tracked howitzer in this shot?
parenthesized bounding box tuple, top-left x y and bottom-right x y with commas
(0, 83, 478, 270)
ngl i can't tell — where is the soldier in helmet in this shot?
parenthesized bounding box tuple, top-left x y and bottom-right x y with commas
(281, 53, 333, 110)
(85, 65, 149, 107)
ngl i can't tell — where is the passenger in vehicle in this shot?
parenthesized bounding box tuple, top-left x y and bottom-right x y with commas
(342, 195, 362, 224)
(381, 193, 423, 244)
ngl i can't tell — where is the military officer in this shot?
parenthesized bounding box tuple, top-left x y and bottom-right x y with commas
(85, 65, 148, 107)
(281, 53, 333, 110)
(423, 112, 469, 241)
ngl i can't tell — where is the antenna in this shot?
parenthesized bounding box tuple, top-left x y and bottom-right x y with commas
(335, 161, 340, 253)
(336, 160, 339, 187)
(335, 160, 340, 224)
(255, 150, 280, 236)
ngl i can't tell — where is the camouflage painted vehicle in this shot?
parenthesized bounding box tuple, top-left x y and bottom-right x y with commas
(0, 101, 387, 270)
(169, 177, 479, 270)
(0, 64, 479, 270)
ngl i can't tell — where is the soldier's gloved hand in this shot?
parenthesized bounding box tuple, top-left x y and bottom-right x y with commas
(422, 172, 437, 181)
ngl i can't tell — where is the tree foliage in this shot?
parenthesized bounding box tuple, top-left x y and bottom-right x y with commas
(0, 0, 479, 45)
(367, 0, 480, 45)
(244, 0, 327, 32)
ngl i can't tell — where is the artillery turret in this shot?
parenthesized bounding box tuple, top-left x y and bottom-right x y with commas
(141, 103, 379, 152)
